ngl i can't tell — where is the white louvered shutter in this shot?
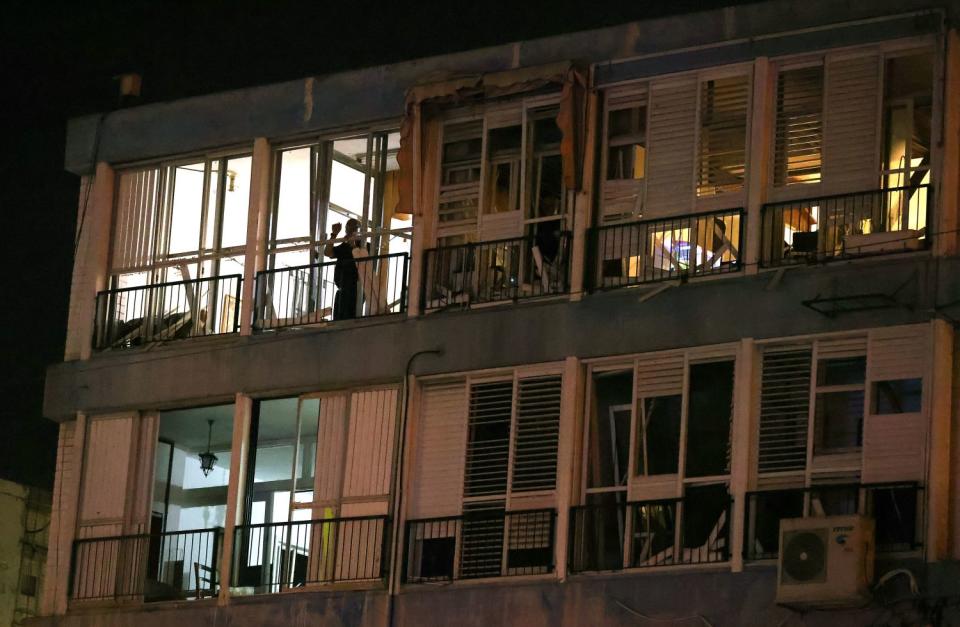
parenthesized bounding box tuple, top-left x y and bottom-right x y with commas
(636, 353, 685, 398)
(863, 326, 928, 483)
(408, 383, 467, 518)
(464, 380, 513, 499)
(697, 75, 750, 197)
(774, 66, 824, 186)
(314, 395, 348, 504)
(112, 167, 161, 273)
(510, 375, 562, 493)
(822, 55, 881, 193)
(342, 387, 398, 503)
(645, 78, 697, 218)
(74, 413, 137, 601)
(816, 335, 868, 360)
(758, 346, 812, 474)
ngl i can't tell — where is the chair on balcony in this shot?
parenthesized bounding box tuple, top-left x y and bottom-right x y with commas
(193, 561, 217, 599)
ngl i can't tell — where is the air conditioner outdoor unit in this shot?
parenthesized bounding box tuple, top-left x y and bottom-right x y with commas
(775, 515, 874, 608)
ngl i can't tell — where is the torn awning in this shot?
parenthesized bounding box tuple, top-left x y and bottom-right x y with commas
(398, 60, 588, 217)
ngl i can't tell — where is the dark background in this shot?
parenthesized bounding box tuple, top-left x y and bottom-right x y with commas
(0, 0, 745, 489)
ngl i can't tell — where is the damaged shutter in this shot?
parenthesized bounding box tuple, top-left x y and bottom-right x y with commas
(822, 55, 881, 192)
(510, 375, 562, 493)
(438, 121, 483, 229)
(601, 84, 648, 222)
(112, 167, 161, 273)
(464, 380, 513, 498)
(636, 354, 685, 397)
(342, 388, 398, 506)
(645, 78, 697, 218)
(774, 65, 824, 186)
(409, 383, 467, 518)
(863, 326, 928, 483)
(816, 335, 867, 360)
(758, 346, 812, 474)
(697, 75, 750, 197)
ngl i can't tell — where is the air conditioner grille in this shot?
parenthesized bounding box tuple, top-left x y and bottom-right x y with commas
(782, 529, 827, 584)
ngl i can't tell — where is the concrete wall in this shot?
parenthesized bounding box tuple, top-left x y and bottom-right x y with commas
(44, 254, 960, 420)
(24, 562, 960, 627)
(63, 0, 953, 175)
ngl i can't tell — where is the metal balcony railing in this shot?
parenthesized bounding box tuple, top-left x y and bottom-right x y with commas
(94, 275, 242, 350)
(403, 508, 556, 583)
(231, 516, 389, 594)
(590, 209, 743, 289)
(760, 184, 931, 267)
(568, 497, 731, 574)
(70, 527, 223, 603)
(421, 233, 571, 311)
(743, 482, 924, 561)
(253, 253, 408, 330)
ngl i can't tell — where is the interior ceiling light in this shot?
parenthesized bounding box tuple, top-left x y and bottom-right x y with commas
(198, 419, 218, 477)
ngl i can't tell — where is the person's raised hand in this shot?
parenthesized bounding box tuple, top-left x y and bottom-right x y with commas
(331, 222, 342, 236)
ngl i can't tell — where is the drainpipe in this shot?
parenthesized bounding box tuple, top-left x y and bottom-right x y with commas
(386, 348, 444, 627)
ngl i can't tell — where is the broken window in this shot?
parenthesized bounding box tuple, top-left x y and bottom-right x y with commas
(586, 371, 633, 489)
(484, 125, 522, 214)
(685, 361, 734, 477)
(882, 52, 932, 232)
(813, 356, 866, 453)
(635, 396, 681, 477)
(774, 65, 823, 186)
(606, 106, 647, 181)
(439, 121, 483, 225)
(697, 75, 749, 197)
(872, 378, 922, 414)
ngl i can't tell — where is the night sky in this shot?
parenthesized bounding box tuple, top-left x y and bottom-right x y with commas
(0, 0, 747, 489)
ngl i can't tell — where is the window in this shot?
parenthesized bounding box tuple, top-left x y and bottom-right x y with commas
(576, 354, 734, 571)
(813, 356, 866, 453)
(872, 378, 922, 414)
(438, 121, 483, 225)
(269, 130, 407, 270)
(774, 65, 823, 186)
(112, 155, 251, 286)
(882, 52, 932, 232)
(697, 76, 749, 197)
(237, 388, 398, 591)
(599, 88, 649, 223)
(484, 125, 522, 214)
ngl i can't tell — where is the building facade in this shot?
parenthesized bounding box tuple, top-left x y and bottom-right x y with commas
(33, 1, 960, 625)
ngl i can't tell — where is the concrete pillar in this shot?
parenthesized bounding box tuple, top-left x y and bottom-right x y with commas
(239, 138, 272, 336)
(745, 58, 772, 274)
(65, 163, 115, 361)
(218, 394, 253, 603)
(555, 356, 584, 580)
(568, 90, 599, 301)
(729, 338, 756, 572)
(927, 318, 955, 561)
(936, 29, 960, 258)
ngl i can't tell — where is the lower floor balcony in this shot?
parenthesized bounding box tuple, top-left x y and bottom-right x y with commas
(421, 234, 571, 311)
(403, 508, 556, 583)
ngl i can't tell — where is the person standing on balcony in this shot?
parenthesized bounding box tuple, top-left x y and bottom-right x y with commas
(324, 218, 365, 320)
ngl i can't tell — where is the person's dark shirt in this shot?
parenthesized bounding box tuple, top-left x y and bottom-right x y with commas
(332, 241, 359, 287)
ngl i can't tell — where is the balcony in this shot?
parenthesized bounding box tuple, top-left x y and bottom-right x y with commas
(421, 234, 571, 311)
(231, 516, 390, 594)
(70, 527, 223, 603)
(94, 275, 242, 350)
(403, 509, 556, 583)
(568, 497, 731, 574)
(253, 253, 409, 330)
(760, 185, 931, 267)
(743, 482, 924, 561)
(590, 209, 743, 290)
